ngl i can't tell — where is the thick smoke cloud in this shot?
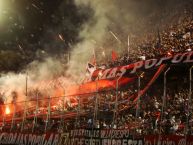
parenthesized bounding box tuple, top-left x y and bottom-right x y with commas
(0, 58, 67, 103)
(0, 0, 192, 104)
(68, 0, 192, 76)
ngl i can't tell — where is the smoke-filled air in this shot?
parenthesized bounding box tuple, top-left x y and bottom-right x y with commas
(0, 0, 192, 105)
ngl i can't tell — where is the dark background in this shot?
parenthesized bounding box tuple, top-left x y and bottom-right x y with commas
(0, 0, 192, 72)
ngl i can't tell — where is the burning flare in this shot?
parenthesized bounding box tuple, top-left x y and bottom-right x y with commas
(5, 106, 10, 115)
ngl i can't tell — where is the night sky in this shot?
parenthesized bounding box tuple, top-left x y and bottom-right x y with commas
(0, 0, 90, 71)
(0, 0, 192, 72)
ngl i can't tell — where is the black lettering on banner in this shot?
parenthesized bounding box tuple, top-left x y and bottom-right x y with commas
(67, 129, 144, 145)
(78, 129, 82, 136)
(122, 139, 127, 145)
(6, 132, 193, 145)
(58, 133, 68, 145)
(85, 139, 89, 145)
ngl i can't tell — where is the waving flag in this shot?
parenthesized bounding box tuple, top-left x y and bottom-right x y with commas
(112, 50, 118, 61)
(86, 63, 96, 77)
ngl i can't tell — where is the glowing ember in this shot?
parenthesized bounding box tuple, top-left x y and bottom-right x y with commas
(5, 106, 10, 115)
(58, 34, 65, 41)
(167, 52, 172, 56)
(102, 51, 106, 57)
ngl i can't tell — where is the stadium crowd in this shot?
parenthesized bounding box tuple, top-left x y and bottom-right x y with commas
(97, 7, 193, 68)
(0, 68, 191, 136)
(0, 6, 192, 136)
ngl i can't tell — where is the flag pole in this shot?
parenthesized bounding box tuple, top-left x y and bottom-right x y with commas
(58, 83, 65, 132)
(135, 73, 143, 136)
(90, 74, 100, 145)
(186, 66, 193, 135)
(110, 77, 120, 144)
(114, 78, 120, 128)
(21, 72, 28, 132)
(75, 96, 80, 128)
(60, 94, 65, 131)
(135, 74, 141, 118)
(45, 96, 51, 132)
(128, 35, 130, 58)
(10, 101, 16, 132)
(2, 104, 5, 131)
(158, 67, 170, 145)
(68, 52, 70, 64)
(32, 91, 39, 133)
(163, 67, 170, 115)
(156, 28, 161, 49)
(93, 47, 97, 66)
(109, 31, 121, 44)
(75, 84, 81, 129)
